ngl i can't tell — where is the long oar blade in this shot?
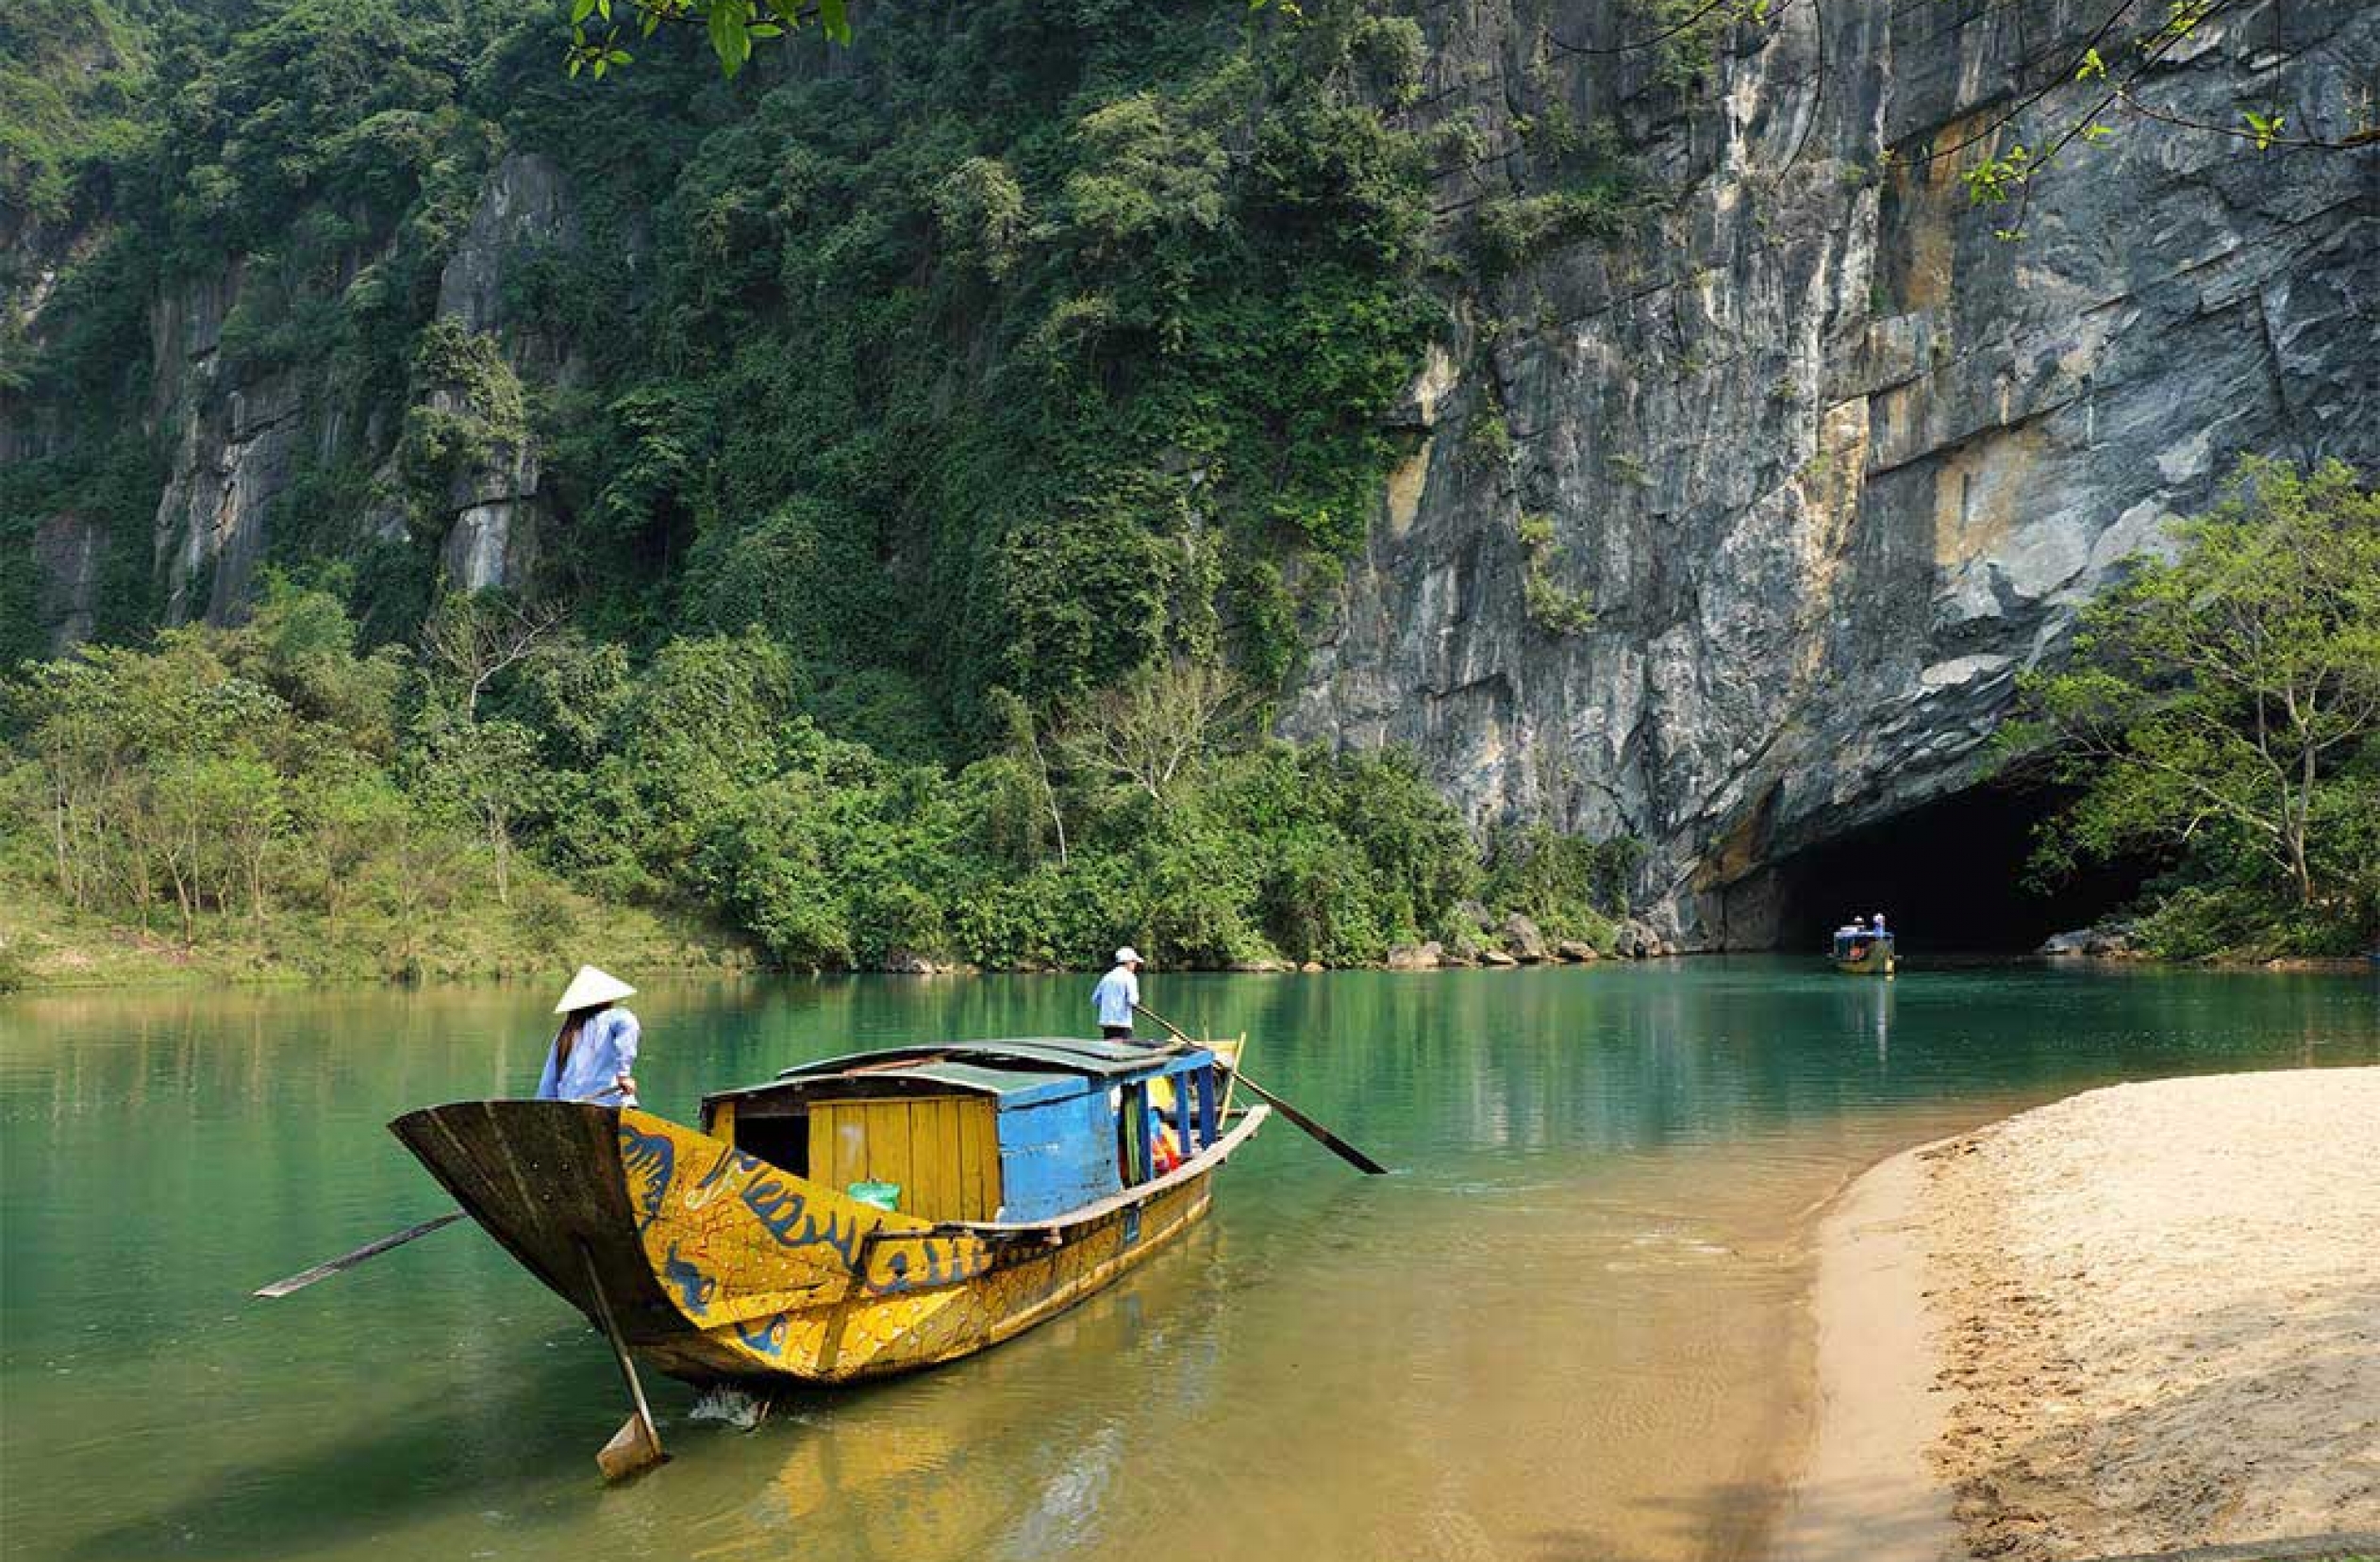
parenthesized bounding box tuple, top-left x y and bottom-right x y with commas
(1229, 1072, 1391, 1175)
(1133, 1003, 1389, 1175)
(253, 1212, 465, 1299)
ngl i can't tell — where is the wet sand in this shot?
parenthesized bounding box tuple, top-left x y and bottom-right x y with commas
(1790, 1068, 2380, 1562)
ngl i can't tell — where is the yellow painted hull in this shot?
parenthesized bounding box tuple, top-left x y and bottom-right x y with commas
(391, 1101, 1257, 1388)
(1832, 947, 1895, 974)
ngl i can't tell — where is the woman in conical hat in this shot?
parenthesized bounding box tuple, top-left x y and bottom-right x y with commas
(534, 965, 642, 1106)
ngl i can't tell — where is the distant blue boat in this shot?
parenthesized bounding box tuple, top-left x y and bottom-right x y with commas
(1832, 928, 1896, 975)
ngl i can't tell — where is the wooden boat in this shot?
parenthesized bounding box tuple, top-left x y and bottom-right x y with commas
(390, 1038, 1266, 1406)
(1831, 928, 1896, 974)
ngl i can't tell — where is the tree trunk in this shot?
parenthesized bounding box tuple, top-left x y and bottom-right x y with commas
(1045, 792, 1069, 868)
(491, 815, 510, 907)
(2288, 746, 2317, 904)
(49, 792, 71, 901)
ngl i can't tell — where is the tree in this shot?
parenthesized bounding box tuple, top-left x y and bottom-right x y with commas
(979, 687, 1069, 867)
(2006, 458, 2380, 922)
(1056, 661, 1250, 806)
(304, 763, 410, 939)
(414, 713, 546, 906)
(420, 591, 561, 722)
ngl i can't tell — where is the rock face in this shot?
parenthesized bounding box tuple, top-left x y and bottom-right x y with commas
(425, 152, 583, 594)
(30, 512, 101, 652)
(1284, 0, 2380, 947)
(145, 263, 308, 624)
(97, 152, 585, 625)
(1500, 912, 1549, 962)
(2039, 924, 2138, 958)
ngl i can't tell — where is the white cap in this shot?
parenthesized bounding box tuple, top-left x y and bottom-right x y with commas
(554, 965, 636, 1015)
(1114, 946, 1141, 966)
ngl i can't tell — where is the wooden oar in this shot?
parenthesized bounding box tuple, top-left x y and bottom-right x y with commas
(252, 1212, 464, 1299)
(1134, 1003, 1390, 1175)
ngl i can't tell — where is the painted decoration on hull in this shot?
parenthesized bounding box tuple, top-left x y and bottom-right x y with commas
(611, 1108, 1221, 1384)
(617, 1110, 991, 1332)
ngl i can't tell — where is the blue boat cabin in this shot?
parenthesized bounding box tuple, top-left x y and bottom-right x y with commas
(696, 1038, 1228, 1226)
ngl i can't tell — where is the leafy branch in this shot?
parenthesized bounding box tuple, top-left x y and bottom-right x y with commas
(562, 0, 853, 80)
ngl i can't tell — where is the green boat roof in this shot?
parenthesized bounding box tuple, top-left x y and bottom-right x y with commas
(697, 1038, 1209, 1110)
(774, 1037, 1176, 1083)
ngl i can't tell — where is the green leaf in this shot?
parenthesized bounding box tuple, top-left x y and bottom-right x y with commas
(708, 2, 750, 74)
(571, 0, 597, 22)
(818, 0, 851, 45)
(2075, 46, 2105, 81)
(748, 21, 782, 36)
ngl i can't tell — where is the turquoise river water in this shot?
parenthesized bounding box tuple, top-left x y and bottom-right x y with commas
(3, 960, 2374, 1562)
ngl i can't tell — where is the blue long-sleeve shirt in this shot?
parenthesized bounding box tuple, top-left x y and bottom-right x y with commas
(1090, 966, 1140, 1028)
(536, 1007, 641, 1105)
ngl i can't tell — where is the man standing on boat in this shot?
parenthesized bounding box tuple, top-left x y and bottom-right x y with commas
(536, 965, 641, 1106)
(1091, 947, 1143, 1044)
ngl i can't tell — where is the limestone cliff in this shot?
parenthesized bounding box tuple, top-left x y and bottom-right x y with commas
(1283, 0, 2379, 944)
(10, 151, 582, 641)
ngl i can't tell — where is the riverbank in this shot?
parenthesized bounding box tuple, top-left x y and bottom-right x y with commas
(1789, 1069, 2380, 1562)
(0, 866, 1638, 990)
(0, 869, 750, 990)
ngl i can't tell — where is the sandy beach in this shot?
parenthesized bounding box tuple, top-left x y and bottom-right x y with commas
(1788, 1067, 2380, 1562)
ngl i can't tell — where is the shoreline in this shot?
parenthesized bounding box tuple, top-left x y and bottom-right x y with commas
(1786, 1069, 2380, 1562)
(8, 940, 2370, 994)
(1775, 1141, 1963, 1562)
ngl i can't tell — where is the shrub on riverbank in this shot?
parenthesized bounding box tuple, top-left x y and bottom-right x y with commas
(2006, 458, 2380, 961)
(1, 581, 1635, 985)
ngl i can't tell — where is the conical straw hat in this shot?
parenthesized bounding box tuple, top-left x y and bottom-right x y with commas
(554, 965, 636, 1015)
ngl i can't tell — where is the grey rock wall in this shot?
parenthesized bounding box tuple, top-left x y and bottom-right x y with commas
(1284, 0, 2379, 946)
(125, 151, 579, 623)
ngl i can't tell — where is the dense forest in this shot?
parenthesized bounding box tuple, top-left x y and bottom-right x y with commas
(2, 0, 1646, 980)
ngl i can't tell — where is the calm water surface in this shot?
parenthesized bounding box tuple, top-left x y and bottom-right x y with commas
(4, 960, 2374, 1562)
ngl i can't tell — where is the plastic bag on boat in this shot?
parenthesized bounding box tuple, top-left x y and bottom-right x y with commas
(847, 1181, 902, 1212)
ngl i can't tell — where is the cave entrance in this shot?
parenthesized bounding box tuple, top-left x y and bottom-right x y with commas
(1764, 783, 2153, 954)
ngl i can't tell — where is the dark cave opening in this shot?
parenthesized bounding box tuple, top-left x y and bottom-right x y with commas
(1765, 783, 2155, 954)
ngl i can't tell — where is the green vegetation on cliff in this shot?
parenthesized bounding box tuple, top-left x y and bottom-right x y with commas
(3, 0, 1654, 982)
(2008, 458, 2380, 960)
